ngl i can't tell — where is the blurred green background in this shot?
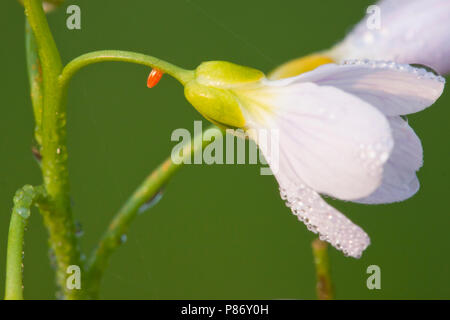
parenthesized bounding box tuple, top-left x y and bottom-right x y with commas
(1, 0, 449, 299)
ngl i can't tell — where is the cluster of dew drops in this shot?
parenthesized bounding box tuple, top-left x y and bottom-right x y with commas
(279, 183, 369, 258)
(343, 59, 445, 83)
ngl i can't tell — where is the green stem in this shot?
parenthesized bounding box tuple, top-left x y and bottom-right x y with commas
(59, 50, 195, 91)
(17, 0, 63, 13)
(25, 19, 43, 146)
(86, 125, 220, 298)
(312, 238, 334, 300)
(24, 0, 84, 299)
(5, 185, 46, 300)
(4, 214, 26, 300)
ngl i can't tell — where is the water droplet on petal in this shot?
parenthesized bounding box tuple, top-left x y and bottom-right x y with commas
(410, 64, 441, 78)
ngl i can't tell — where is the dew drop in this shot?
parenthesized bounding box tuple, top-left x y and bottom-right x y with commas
(138, 188, 165, 214)
(278, 180, 370, 258)
(16, 207, 30, 219)
(74, 221, 84, 237)
(410, 64, 441, 78)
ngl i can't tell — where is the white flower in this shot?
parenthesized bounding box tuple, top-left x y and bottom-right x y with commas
(232, 61, 444, 258)
(185, 0, 449, 258)
(185, 60, 445, 258)
(330, 0, 450, 75)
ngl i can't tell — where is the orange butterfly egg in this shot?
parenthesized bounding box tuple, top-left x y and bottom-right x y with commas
(147, 68, 163, 88)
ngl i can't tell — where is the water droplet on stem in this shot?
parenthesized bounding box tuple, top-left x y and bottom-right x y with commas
(138, 188, 165, 214)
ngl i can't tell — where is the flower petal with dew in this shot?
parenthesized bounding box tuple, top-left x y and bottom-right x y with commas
(329, 0, 450, 75)
(238, 81, 394, 201)
(184, 60, 444, 258)
(285, 60, 445, 204)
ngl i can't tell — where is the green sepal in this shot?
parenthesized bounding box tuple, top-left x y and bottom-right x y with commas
(184, 81, 246, 128)
(196, 61, 264, 88)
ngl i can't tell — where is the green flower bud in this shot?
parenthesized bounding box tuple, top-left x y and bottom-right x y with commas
(184, 61, 265, 128)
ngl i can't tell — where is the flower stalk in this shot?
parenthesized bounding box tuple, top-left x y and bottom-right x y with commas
(312, 239, 334, 300)
(24, 0, 84, 299)
(59, 50, 194, 91)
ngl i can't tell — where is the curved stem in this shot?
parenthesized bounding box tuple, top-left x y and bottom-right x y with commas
(312, 238, 334, 300)
(5, 185, 46, 300)
(86, 125, 220, 298)
(24, 0, 84, 299)
(59, 50, 195, 91)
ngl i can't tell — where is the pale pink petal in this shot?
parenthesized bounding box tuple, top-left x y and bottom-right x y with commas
(354, 116, 422, 204)
(277, 61, 445, 116)
(330, 0, 450, 75)
(240, 82, 393, 201)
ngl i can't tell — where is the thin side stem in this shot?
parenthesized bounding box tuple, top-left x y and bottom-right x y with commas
(24, 0, 84, 299)
(25, 19, 43, 146)
(5, 214, 26, 300)
(86, 125, 221, 298)
(59, 50, 195, 91)
(312, 238, 334, 300)
(5, 185, 46, 300)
